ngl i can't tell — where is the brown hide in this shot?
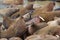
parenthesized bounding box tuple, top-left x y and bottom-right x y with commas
(25, 35, 58, 40)
(27, 22, 48, 34)
(11, 4, 34, 19)
(1, 17, 27, 38)
(32, 11, 60, 22)
(3, 16, 14, 29)
(34, 26, 60, 36)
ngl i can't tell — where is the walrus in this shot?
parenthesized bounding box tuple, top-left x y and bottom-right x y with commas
(0, 8, 19, 17)
(34, 25, 60, 36)
(34, 17, 60, 35)
(32, 10, 60, 22)
(30, 1, 59, 22)
(2, 16, 14, 29)
(0, 17, 27, 38)
(0, 14, 14, 29)
(27, 22, 48, 35)
(10, 2, 55, 19)
(10, 4, 34, 19)
(18, 2, 55, 21)
(41, 1, 55, 12)
(25, 35, 58, 40)
(33, 1, 55, 13)
(47, 17, 60, 27)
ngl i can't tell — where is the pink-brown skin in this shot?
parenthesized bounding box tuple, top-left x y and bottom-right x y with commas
(26, 17, 40, 34)
(27, 22, 48, 35)
(26, 17, 48, 34)
(26, 17, 41, 25)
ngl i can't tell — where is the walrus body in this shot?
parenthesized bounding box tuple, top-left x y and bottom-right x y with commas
(0, 8, 19, 17)
(0, 17, 27, 38)
(25, 35, 58, 40)
(34, 18, 60, 35)
(34, 25, 60, 35)
(32, 10, 60, 22)
(11, 4, 34, 19)
(27, 22, 48, 34)
(2, 16, 14, 29)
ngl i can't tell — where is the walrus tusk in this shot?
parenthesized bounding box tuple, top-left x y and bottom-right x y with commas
(39, 16, 45, 21)
(56, 35, 59, 38)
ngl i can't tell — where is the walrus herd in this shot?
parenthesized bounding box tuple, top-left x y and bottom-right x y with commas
(0, 1, 60, 40)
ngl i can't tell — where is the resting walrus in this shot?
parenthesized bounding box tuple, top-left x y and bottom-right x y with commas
(0, 17, 27, 38)
(25, 35, 58, 40)
(34, 23, 60, 36)
(34, 18, 60, 36)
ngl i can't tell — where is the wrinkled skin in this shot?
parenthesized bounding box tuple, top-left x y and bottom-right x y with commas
(26, 17, 48, 34)
(27, 22, 48, 34)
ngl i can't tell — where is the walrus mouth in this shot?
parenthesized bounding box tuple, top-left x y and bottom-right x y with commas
(39, 16, 45, 21)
